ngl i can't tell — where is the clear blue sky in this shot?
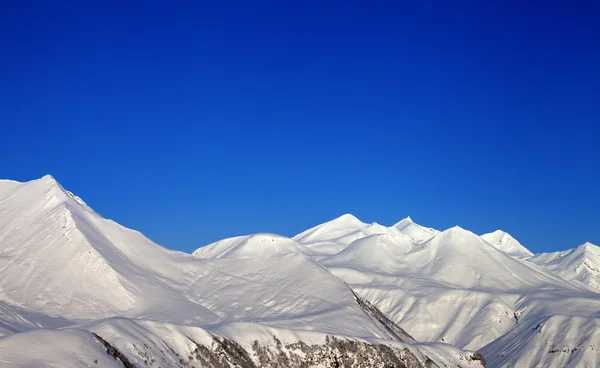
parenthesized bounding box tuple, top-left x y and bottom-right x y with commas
(2, 1, 598, 253)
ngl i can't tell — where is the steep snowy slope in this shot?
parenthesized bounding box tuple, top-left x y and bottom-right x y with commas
(481, 229, 533, 258)
(528, 242, 600, 291)
(0, 176, 484, 367)
(480, 314, 600, 367)
(0, 175, 219, 322)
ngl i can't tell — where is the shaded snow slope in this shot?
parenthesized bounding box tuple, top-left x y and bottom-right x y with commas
(528, 242, 600, 291)
(481, 229, 533, 258)
(480, 314, 600, 368)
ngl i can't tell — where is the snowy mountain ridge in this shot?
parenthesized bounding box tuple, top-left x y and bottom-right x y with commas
(292, 215, 600, 368)
(528, 241, 600, 291)
(0, 175, 598, 367)
(0, 176, 484, 368)
(481, 229, 534, 258)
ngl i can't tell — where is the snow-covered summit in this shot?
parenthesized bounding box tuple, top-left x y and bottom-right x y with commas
(481, 229, 533, 258)
(192, 233, 310, 259)
(528, 241, 600, 291)
(293, 213, 367, 244)
(392, 216, 438, 243)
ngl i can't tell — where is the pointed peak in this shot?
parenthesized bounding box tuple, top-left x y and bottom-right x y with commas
(392, 216, 414, 228)
(293, 213, 367, 243)
(483, 229, 515, 239)
(489, 229, 516, 242)
(481, 229, 533, 257)
(35, 174, 64, 189)
(578, 242, 599, 252)
(32, 174, 63, 190)
(25, 175, 90, 210)
(426, 226, 484, 248)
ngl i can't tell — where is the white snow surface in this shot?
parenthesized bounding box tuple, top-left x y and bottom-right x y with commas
(291, 214, 600, 367)
(0, 176, 484, 368)
(481, 229, 534, 258)
(528, 242, 600, 291)
(0, 175, 598, 367)
(392, 216, 439, 243)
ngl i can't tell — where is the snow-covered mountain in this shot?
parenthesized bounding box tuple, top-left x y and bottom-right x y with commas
(481, 229, 534, 258)
(528, 242, 600, 291)
(0, 176, 484, 368)
(292, 214, 401, 259)
(0, 175, 598, 367)
(392, 216, 439, 243)
(296, 216, 600, 367)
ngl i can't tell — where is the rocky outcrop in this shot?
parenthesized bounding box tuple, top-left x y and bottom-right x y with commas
(91, 332, 486, 368)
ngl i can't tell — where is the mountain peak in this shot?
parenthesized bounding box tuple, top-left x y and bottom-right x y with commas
(33, 174, 61, 189)
(40, 174, 57, 182)
(438, 225, 472, 236)
(481, 230, 533, 258)
(293, 213, 367, 244)
(1, 175, 91, 213)
(193, 233, 309, 260)
(393, 216, 413, 227)
(392, 216, 438, 243)
(334, 213, 362, 223)
(578, 242, 598, 252)
(529, 241, 600, 291)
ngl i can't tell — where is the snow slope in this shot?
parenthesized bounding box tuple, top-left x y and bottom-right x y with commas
(0, 175, 220, 322)
(295, 215, 600, 367)
(0, 317, 485, 368)
(191, 233, 311, 259)
(0, 176, 483, 368)
(392, 216, 438, 243)
(480, 315, 600, 368)
(481, 229, 534, 258)
(528, 242, 600, 291)
(1, 175, 598, 367)
(292, 214, 412, 259)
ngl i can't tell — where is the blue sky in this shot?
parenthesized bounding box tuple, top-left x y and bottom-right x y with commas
(2, 1, 598, 253)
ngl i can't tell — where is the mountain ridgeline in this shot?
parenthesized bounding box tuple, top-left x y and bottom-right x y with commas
(0, 176, 598, 367)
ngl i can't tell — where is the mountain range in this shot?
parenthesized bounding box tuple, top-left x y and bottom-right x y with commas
(0, 175, 598, 367)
